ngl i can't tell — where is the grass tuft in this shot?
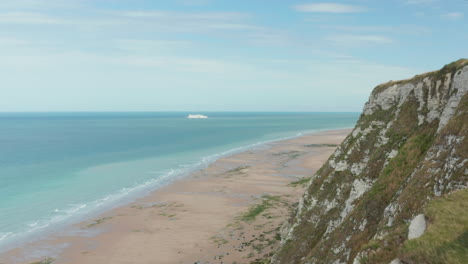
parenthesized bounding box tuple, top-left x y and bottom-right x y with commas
(289, 177, 310, 187)
(242, 195, 282, 222)
(30, 258, 54, 264)
(304, 144, 339, 148)
(87, 216, 112, 228)
(226, 165, 250, 174)
(273, 151, 305, 159)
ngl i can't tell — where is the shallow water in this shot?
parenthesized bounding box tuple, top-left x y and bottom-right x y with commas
(0, 112, 358, 251)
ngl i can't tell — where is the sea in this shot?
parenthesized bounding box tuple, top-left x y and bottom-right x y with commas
(0, 112, 358, 252)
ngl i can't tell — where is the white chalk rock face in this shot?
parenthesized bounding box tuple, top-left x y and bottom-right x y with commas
(352, 256, 361, 264)
(389, 259, 402, 264)
(438, 66, 468, 131)
(408, 214, 426, 239)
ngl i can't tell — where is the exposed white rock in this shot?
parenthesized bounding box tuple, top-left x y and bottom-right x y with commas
(297, 196, 306, 216)
(414, 81, 426, 125)
(363, 83, 413, 115)
(358, 219, 367, 231)
(426, 77, 444, 123)
(417, 114, 425, 125)
(352, 252, 365, 264)
(332, 260, 346, 264)
(388, 149, 398, 159)
(283, 222, 299, 242)
(306, 197, 318, 211)
(384, 202, 399, 227)
(352, 127, 362, 137)
(346, 144, 358, 155)
(323, 198, 339, 212)
(434, 183, 443, 196)
(427, 96, 442, 123)
(324, 178, 374, 235)
(350, 163, 366, 176)
(340, 179, 373, 220)
(332, 242, 345, 254)
(361, 126, 374, 136)
(408, 214, 426, 239)
(343, 249, 352, 262)
(377, 128, 390, 146)
(335, 161, 349, 172)
(373, 230, 388, 241)
(363, 65, 467, 133)
(333, 148, 343, 158)
(438, 66, 468, 131)
(390, 259, 402, 264)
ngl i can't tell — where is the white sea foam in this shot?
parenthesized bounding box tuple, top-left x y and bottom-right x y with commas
(0, 232, 12, 241)
(0, 166, 193, 253)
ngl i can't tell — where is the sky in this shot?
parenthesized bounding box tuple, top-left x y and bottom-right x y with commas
(0, 0, 467, 112)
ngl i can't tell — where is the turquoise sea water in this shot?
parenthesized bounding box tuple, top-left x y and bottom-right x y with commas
(0, 112, 358, 251)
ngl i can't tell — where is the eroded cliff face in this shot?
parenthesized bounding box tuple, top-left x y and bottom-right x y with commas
(272, 59, 468, 264)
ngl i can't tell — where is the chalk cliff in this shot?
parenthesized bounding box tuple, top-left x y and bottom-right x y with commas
(272, 59, 468, 264)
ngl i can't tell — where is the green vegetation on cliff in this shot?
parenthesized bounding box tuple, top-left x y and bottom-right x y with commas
(401, 189, 468, 264)
(272, 59, 468, 264)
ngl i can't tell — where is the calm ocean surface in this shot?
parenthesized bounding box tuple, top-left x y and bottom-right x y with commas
(0, 112, 358, 251)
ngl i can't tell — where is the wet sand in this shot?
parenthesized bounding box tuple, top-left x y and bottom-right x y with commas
(1, 129, 350, 264)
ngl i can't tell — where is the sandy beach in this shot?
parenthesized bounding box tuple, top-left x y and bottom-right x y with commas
(1, 129, 350, 264)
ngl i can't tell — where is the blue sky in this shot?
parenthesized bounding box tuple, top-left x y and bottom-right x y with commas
(0, 0, 466, 112)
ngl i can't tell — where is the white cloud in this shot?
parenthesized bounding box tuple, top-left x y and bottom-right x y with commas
(117, 56, 239, 73)
(403, 0, 437, 5)
(294, 3, 366, 13)
(0, 9, 251, 27)
(177, 0, 212, 5)
(317, 25, 431, 34)
(0, 38, 29, 46)
(112, 10, 258, 33)
(0, 48, 252, 75)
(114, 39, 193, 53)
(326, 34, 395, 46)
(0, 0, 81, 9)
(117, 10, 248, 20)
(0, 9, 257, 34)
(0, 37, 58, 50)
(0, 12, 66, 24)
(0, 8, 293, 53)
(441, 12, 464, 20)
(247, 32, 293, 46)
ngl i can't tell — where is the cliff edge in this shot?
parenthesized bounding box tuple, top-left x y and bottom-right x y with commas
(272, 59, 468, 264)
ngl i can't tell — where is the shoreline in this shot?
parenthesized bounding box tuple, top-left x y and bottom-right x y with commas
(0, 128, 329, 254)
(1, 128, 351, 264)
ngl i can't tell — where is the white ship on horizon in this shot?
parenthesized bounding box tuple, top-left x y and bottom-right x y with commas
(187, 114, 208, 119)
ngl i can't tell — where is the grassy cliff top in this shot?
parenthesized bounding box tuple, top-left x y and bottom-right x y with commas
(373, 58, 468, 95)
